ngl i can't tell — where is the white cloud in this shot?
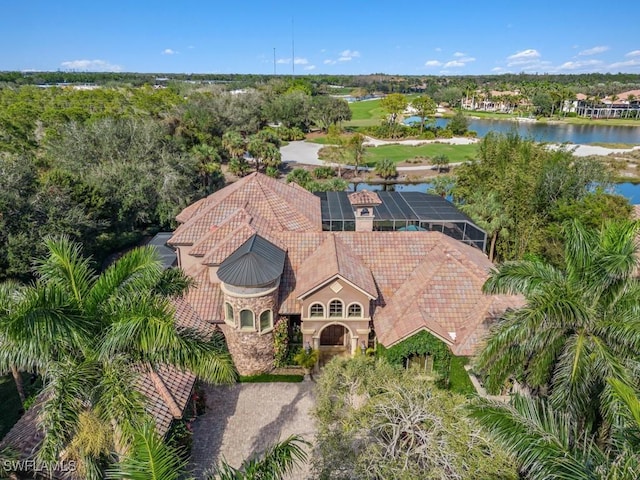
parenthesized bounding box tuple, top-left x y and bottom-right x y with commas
(557, 59, 603, 70)
(60, 59, 122, 72)
(625, 50, 640, 57)
(293, 57, 308, 65)
(434, 47, 442, 52)
(453, 52, 465, 57)
(338, 49, 360, 61)
(425, 60, 442, 67)
(507, 49, 541, 66)
(187, 45, 195, 49)
(323, 59, 336, 65)
(340, 49, 360, 58)
(276, 57, 291, 64)
(444, 60, 465, 68)
(608, 59, 640, 69)
(578, 45, 608, 56)
(162, 48, 176, 55)
(304, 65, 316, 71)
(492, 67, 504, 72)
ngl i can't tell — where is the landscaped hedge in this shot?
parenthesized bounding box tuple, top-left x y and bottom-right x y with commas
(377, 330, 452, 378)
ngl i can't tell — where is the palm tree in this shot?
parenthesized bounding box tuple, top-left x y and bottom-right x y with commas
(207, 435, 310, 480)
(374, 158, 398, 180)
(0, 237, 236, 474)
(0, 280, 27, 406)
(222, 131, 246, 161)
(106, 422, 186, 480)
(477, 220, 640, 427)
(469, 378, 640, 480)
(459, 190, 511, 262)
(191, 144, 223, 192)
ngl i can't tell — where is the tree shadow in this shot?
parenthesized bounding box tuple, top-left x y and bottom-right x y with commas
(246, 383, 314, 462)
(186, 383, 241, 479)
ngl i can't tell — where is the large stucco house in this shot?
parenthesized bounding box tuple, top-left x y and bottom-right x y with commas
(169, 172, 518, 375)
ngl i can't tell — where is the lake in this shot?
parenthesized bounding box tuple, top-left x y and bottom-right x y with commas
(351, 182, 640, 205)
(403, 117, 640, 145)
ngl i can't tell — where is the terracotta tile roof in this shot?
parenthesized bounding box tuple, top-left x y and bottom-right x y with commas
(347, 190, 382, 206)
(173, 174, 521, 357)
(294, 234, 377, 299)
(0, 363, 195, 472)
(183, 264, 225, 323)
(170, 173, 321, 246)
(134, 364, 195, 435)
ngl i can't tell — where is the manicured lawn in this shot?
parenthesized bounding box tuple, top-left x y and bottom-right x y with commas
(363, 143, 477, 166)
(448, 356, 476, 396)
(238, 373, 304, 383)
(346, 95, 421, 128)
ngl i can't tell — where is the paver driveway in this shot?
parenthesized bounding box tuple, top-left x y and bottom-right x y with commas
(188, 381, 316, 479)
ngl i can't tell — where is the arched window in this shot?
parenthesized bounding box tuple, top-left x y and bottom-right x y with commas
(361, 208, 370, 216)
(225, 303, 234, 324)
(347, 303, 362, 318)
(329, 300, 343, 317)
(240, 309, 254, 329)
(309, 303, 324, 318)
(259, 310, 273, 331)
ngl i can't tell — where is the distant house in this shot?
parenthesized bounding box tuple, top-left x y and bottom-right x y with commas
(168, 173, 520, 375)
(565, 90, 640, 118)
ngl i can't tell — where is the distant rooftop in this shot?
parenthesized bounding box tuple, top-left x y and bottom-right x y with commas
(315, 191, 486, 250)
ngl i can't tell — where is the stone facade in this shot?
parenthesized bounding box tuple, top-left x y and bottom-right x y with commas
(221, 283, 278, 375)
(220, 324, 275, 376)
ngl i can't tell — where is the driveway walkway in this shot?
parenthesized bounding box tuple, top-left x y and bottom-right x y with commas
(188, 382, 316, 479)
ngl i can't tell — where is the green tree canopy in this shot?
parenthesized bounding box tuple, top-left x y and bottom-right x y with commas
(0, 237, 236, 475)
(478, 220, 640, 429)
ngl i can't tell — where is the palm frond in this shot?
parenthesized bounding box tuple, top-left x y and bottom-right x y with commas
(95, 360, 148, 443)
(105, 422, 186, 480)
(482, 260, 563, 296)
(468, 395, 604, 480)
(37, 358, 101, 462)
(206, 435, 309, 480)
(99, 297, 236, 384)
(87, 246, 164, 314)
(36, 235, 96, 304)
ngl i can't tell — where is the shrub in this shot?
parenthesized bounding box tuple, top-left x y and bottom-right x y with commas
(437, 128, 454, 139)
(375, 158, 398, 179)
(419, 130, 436, 140)
(265, 166, 279, 178)
(273, 317, 290, 368)
(313, 166, 336, 179)
(228, 158, 251, 177)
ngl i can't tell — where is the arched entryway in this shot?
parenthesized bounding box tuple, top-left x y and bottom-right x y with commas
(318, 323, 352, 367)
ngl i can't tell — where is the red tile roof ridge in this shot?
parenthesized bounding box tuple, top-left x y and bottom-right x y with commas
(145, 364, 183, 418)
(175, 173, 259, 224)
(188, 207, 252, 256)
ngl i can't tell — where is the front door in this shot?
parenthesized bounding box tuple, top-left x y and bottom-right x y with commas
(319, 324, 350, 367)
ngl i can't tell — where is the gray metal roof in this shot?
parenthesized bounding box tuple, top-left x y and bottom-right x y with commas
(147, 232, 177, 270)
(217, 234, 286, 287)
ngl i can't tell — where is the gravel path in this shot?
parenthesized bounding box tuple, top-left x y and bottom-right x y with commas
(188, 382, 316, 479)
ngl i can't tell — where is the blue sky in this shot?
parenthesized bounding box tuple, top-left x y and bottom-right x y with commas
(3, 0, 639, 75)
